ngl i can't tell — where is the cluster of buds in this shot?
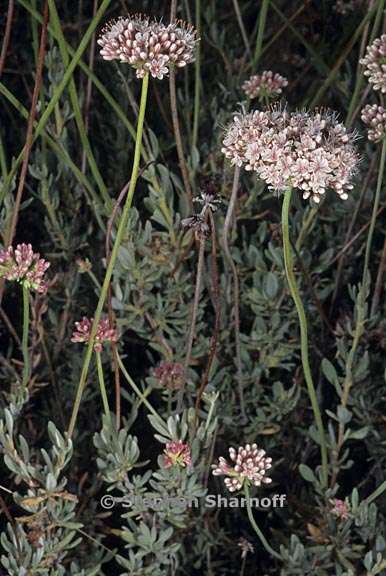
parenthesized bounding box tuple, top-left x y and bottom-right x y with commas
(360, 35, 386, 93)
(71, 317, 118, 352)
(153, 361, 185, 390)
(222, 107, 359, 203)
(181, 214, 209, 238)
(0, 243, 50, 294)
(330, 498, 350, 520)
(242, 71, 288, 101)
(361, 104, 386, 142)
(212, 443, 272, 492)
(163, 441, 191, 468)
(98, 14, 198, 79)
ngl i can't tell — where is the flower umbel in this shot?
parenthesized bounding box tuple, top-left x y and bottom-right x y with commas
(222, 107, 359, 203)
(0, 243, 50, 293)
(212, 443, 272, 492)
(71, 317, 118, 352)
(361, 104, 386, 142)
(360, 34, 386, 93)
(163, 441, 191, 468)
(98, 14, 198, 79)
(242, 71, 288, 100)
(154, 361, 185, 390)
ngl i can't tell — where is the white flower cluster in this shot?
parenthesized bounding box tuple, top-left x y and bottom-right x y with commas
(242, 70, 288, 100)
(361, 104, 386, 142)
(360, 34, 386, 93)
(98, 14, 198, 79)
(222, 108, 359, 203)
(212, 443, 272, 492)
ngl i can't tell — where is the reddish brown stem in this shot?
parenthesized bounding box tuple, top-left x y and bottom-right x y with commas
(194, 211, 220, 426)
(0, 0, 15, 78)
(6, 1, 49, 246)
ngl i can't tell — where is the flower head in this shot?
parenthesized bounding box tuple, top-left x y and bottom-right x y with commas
(0, 244, 50, 293)
(361, 104, 386, 142)
(212, 443, 272, 492)
(154, 361, 185, 390)
(71, 317, 118, 352)
(181, 214, 209, 238)
(331, 498, 350, 520)
(222, 107, 359, 203)
(238, 537, 254, 559)
(98, 15, 198, 79)
(242, 71, 288, 100)
(360, 34, 386, 93)
(163, 441, 191, 468)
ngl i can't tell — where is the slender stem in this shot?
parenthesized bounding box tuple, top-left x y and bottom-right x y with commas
(346, 0, 383, 126)
(177, 233, 206, 411)
(281, 188, 328, 487)
(253, 0, 270, 67)
(5, 1, 48, 248)
(116, 351, 166, 429)
(365, 481, 386, 505)
(192, 0, 201, 152)
(363, 137, 386, 289)
(1, 0, 113, 207)
(169, 66, 193, 207)
(22, 285, 30, 388)
(232, 0, 251, 57)
(48, 0, 110, 208)
(0, 0, 14, 78)
(67, 74, 149, 438)
(95, 351, 111, 425)
(244, 484, 281, 560)
(221, 167, 246, 420)
(331, 137, 386, 487)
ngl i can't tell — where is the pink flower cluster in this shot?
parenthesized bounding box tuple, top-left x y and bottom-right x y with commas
(71, 317, 118, 352)
(163, 441, 191, 468)
(222, 108, 359, 203)
(0, 243, 50, 293)
(98, 14, 198, 79)
(360, 34, 386, 93)
(361, 104, 386, 142)
(331, 498, 350, 520)
(242, 71, 288, 100)
(212, 443, 272, 492)
(154, 361, 185, 390)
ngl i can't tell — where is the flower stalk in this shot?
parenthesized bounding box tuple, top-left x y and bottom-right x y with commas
(67, 73, 149, 438)
(22, 284, 30, 388)
(244, 483, 281, 560)
(281, 188, 328, 487)
(95, 351, 111, 426)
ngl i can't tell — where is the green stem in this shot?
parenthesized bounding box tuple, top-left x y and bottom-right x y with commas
(244, 484, 281, 560)
(22, 285, 30, 388)
(362, 137, 386, 290)
(192, 0, 201, 151)
(346, 0, 385, 124)
(116, 351, 166, 429)
(365, 481, 386, 505)
(95, 351, 111, 425)
(281, 188, 328, 487)
(67, 73, 150, 438)
(2, 0, 112, 207)
(48, 0, 110, 208)
(253, 0, 270, 67)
